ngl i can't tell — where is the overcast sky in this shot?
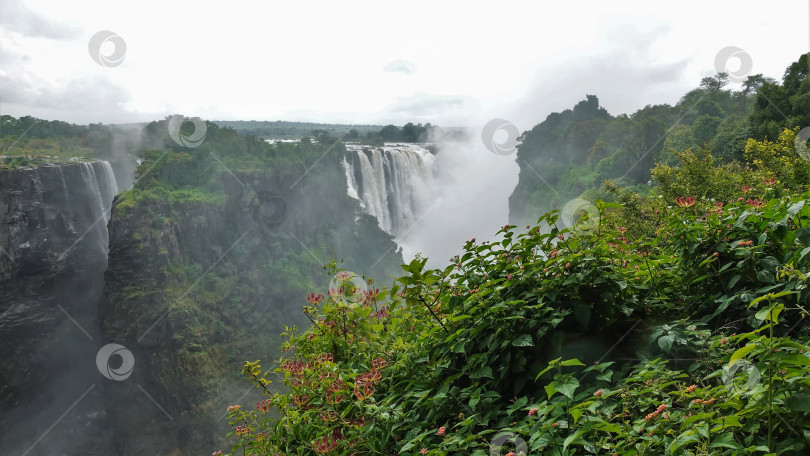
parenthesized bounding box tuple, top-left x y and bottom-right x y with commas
(1, 0, 808, 129)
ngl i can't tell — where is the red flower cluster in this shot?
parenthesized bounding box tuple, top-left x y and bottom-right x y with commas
(746, 198, 765, 208)
(234, 425, 250, 436)
(644, 404, 667, 421)
(686, 384, 697, 393)
(256, 399, 270, 412)
(762, 177, 776, 186)
(325, 378, 347, 404)
(319, 410, 339, 421)
(362, 288, 380, 305)
(371, 357, 388, 369)
(307, 292, 325, 304)
(371, 305, 390, 319)
(312, 435, 338, 453)
(675, 196, 696, 207)
(281, 360, 311, 377)
(327, 287, 344, 297)
(437, 426, 446, 435)
(354, 367, 384, 400)
(741, 185, 752, 193)
(737, 240, 754, 247)
(693, 397, 716, 405)
(316, 353, 334, 364)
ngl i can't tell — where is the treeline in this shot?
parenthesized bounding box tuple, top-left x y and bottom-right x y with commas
(212, 120, 384, 140)
(215, 120, 447, 145)
(510, 53, 810, 225)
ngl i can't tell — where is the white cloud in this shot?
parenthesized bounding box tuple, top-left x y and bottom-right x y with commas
(383, 59, 417, 75)
(0, 0, 806, 127)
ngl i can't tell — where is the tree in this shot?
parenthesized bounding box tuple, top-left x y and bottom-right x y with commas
(699, 72, 729, 92)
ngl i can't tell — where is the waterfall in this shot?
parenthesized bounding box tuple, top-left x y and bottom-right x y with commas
(78, 161, 119, 223)
(71, 161, 119, 255)
(343, 144, 434, 236)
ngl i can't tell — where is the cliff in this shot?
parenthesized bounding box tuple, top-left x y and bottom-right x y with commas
(0, 160, 118, 455)
(97, 122, 404, 454)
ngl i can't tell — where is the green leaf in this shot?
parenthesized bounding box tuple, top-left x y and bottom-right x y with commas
(729, 344, 756, 363)
(788, 201, 805, 215)
(658, 334, 675, 353)
(470, 366, 493, 379)
(544, 382, 558, 399)
(728, 274, 741, 289)
(512, 334, 534, 347)
(560, 359, 585, 367)
(710, 432, 743, 450)
(755, 303, 783, 323)
(556, 377, 579, 400)
(669, 431, 700, 453)
(786, 393, 810, 412)
(563, 430, 586, 449)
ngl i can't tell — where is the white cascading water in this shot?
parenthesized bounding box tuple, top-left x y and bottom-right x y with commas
(78, 161, 119, 222)
(76, 161, 120, 254)
(343, 144, 435, 236)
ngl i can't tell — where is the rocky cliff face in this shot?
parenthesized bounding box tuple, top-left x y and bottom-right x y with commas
(0, 161, 118, 455)
(98, 142, 404, 454)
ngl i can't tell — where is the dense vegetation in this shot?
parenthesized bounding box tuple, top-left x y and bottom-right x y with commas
(510, 53, 809, 226)
(219, 55, 810, 455)
(0, 115, 144, 173)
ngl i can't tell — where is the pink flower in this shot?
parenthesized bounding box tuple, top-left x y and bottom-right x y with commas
(420, 449, 428, 455)
(528, 408, 537, 416)
(437, 426, 446, 436)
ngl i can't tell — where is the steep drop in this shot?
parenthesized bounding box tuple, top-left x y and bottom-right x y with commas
(343, 143, 435, 236)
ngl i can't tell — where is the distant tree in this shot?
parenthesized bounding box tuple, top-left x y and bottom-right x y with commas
(700, 72, 729, 92)
(380, 125, 401, 142)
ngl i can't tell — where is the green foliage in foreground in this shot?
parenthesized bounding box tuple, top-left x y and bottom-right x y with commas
(219, 184, 810, 454)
